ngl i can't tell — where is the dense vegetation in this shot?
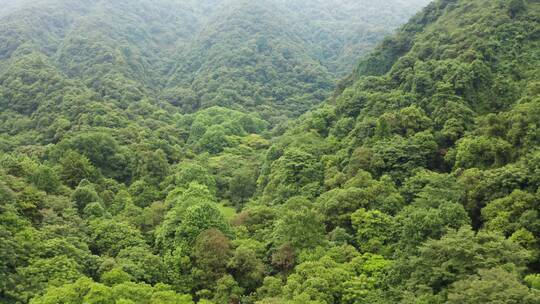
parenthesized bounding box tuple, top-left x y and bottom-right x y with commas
(256, 0, 540, 302)
(1, 0, 540, 303)
(0, 0, 428, 127)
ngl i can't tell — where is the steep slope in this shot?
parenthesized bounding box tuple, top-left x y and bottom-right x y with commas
(165, 0, 334, 121)
(0, 0, 430, 142)
(255, 0, 540, 302)
(278, 0, 432, 75)
(164, 0, 431, 123)
(0, 1, 433, 303)
(0, 0, 199, 99)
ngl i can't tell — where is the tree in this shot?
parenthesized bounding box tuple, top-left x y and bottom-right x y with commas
(447, 268, 540, 304)
(508, 0, 527, 18)
(393, 202, 469, 253)
(342, 254, 391, 304)
(176, 203, 232, 248)
(482, 190, 539, 237)
(404, 226, 530, 295)
(228, 245, 265, 292)
(55, 132, 123, 175)
(212, 275, 244, 304)
(13, 255, 84, 303)
(317, 176, 403, 231)
(316, 187, 371, 231)
(155, 184, 220, 253)
(369, 131, 438, 182)
(128, 179, 160, 208)
(397, 106, 432, 136)
(282, 256, 351, 304)
(233, 206, 277, 239)
(454, 136, 513, 170)
(116, 246, 165, 284)
(229, 168, 257, 206)
(30, 165, 60, 193)
(272, 206, 325, 250)
(400, 170, 463, 205)
(83, 202, 109, 219)
(351, 208, 393, 254)
(262, 148, 323, 204)
(167, 163, 217, 195)
(89, 219, 147, 257)
(30, 277, 195, 304)
(525, 274, 540, 290)
(198, 126, 229, 154)
(271, 243, 295, 273)
(135, 149, 170, 185)
(165, 182, 215, 209)
(101, 268, 132, 286)
(192, 229, 233, 289)
(71, 183, 101, 212)
(58, 151, 96, 188)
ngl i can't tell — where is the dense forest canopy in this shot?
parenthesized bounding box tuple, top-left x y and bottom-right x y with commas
(1, 0, 540, 303)
(0, 0, 429, 125)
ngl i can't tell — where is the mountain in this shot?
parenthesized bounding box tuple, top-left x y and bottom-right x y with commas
(0, 1, 432, 303)
(0, 0, 430, 130)
(164, 0, 431, 122)
(256, 0, 540, 302)
(2, 0, 539, 303)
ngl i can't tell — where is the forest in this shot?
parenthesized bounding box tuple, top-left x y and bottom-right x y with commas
(0, 0, 539, 303)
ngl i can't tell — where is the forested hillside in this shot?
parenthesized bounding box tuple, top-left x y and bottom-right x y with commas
(256, 0, 540, 302)
(0, 0, 428, 129)
(1, 0, 540, 303)
(165, 0, 430, 121)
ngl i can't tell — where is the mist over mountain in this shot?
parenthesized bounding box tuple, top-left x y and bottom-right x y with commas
(0, 0, 430, 123)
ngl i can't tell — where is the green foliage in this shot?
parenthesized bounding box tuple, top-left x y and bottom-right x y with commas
(176, 203, 233, 247)
(1, 0, 539, 303)
(89, 219, 147, 257)
(351, 208, 393, 254)
(525, 274, 540, 290)
(277, 251, 390, 304)
(30, 277, 195, 304)
(168, 163, 217, 195)
(58, 151, 96, 188)
(101, 268, 132, 286)
(71, 182, 101, 211)
(229, 167, 258, 206)
(156, 193, 233, 256)
(262, 148, 323, 204)
(212, 275, 244, 304)
(316, 174, 403, 231)
(128, 179, 161, 208)
(192, 229, 233, 289)
(228, 244, 265, 292)
(397, 226, 530, 298)
(135, 149, 169, 184)
(393, 202, 470, 254)
(482, 190, 539, 237)
(116, 246, 165, 284)
(272, 198, 326, 250)
(447, 268, 540, 304)
(165, 0, 428, 121)
(454, 136, 513, 169)
(55, 132, 130, 180)
(13, 255, 84, 302)
(29, 165, 60, 193)
(507, 0, 527, 18)
(255, 1, 540, 301)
